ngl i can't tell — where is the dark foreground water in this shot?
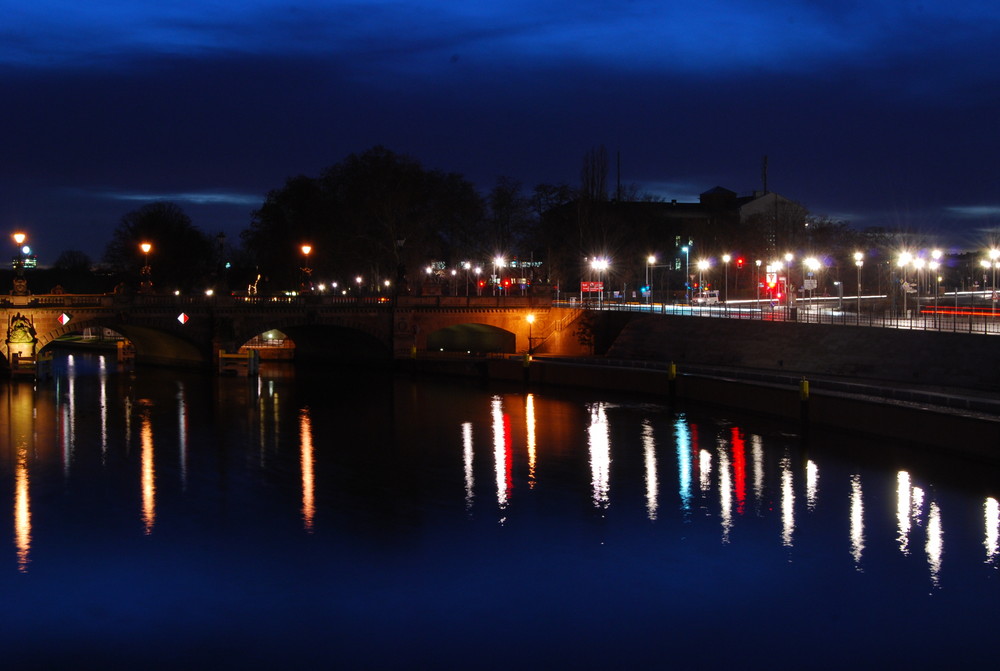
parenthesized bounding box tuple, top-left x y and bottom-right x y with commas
(1, 352, 998, 669)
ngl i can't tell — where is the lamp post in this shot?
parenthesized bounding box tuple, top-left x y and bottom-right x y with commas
(802, 257, 821, 312)
(755, 259, 761, 306)
(355, 275, 363, 297)
(463, 261, 471, 297)
(854, 252, 864, 322)
(494, 256, 504, 296)
(474, 267, 482, 296)
(722, 253, 731, 305)
(898, 251, 912, 319)
(929, 259, 940, 327)
(11, 232, 28, 295)
(526, 313, 535, 354)
(783, 253, 794, 308)
(646, 255, 656, 304)
(990, 249, 1000, 316)
(696, 259, 710, 301)
(592, 258, 609, 309)
(681, 245, 691, 303)
(139, 241, 153, 293)
(300, 244, 313, 294)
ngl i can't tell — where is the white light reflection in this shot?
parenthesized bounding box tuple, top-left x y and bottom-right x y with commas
(699, 449, 712, 494)
(61, 354, 77, 476)
(849, 474, 864, 570)
(140, 411, 155, 535)
(492, 396, 511, 514)
(588, 403, 611, 510)
(99, 355, 108, 458)
(751, 435, 764, 510)
(926, 501, 943, 588)
(525, 394, 537, 489)
(806, 460, 819, 512)
(718, 445, 732, 543)
(896, 471, 927, 556)
(985, 497, 999, 564)
(300, 408, 315, 533)
(781, 455, 795, 547)
(675, 417, 692, 514)
(642, 420, 657, 521)
(463, 422, 474, 511)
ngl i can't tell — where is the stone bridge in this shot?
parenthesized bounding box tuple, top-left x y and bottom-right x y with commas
(1, 293, 583, 372)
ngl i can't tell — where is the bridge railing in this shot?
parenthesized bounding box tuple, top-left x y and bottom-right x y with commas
(561, 299, 1000, 336)
(1, 293, 555, 310)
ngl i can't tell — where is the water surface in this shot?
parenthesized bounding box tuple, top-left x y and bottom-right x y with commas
(1, 352, 997, 668)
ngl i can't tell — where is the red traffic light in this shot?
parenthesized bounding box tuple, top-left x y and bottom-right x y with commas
(736, 257, 745, 268)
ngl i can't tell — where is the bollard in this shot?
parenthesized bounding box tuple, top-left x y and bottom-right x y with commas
(667, 361, 677, 402)
(522, 352, 532, 385)
(799, 377, 810, 425)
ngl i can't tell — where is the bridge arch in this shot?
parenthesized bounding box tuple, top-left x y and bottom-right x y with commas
(233, 321, 391, 363)
(425, 323, 516, 354)
(35, 318, 207, 366)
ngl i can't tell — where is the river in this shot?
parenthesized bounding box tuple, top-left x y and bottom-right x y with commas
(1, 351, 997, 668)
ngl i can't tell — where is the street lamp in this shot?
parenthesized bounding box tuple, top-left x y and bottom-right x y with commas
(300, 244, 313, 294)
(854, 252, 864, 321)
(681, 245, 693, 303)
(526, 313, 535, 354)
(462, 261, 471, 297)
(139, 241, 153, 293)
(474, 267, 482, 296)
(722, 253, 731, 304)
(990, 248, 1000, 316)
(696, 259, 710, 301)
(494, 256, 505, 296)
(929, 259, 940, 325)
(646, 255, 656, 304)
(355, 276, 363, 296)
(592, 258, 609, 308)
(783, 253, 794, 308)
(898, 252, 913, 318)
(755, 259, 762, 306)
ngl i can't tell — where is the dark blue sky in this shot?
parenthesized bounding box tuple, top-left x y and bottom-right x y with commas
(2, 1, 999, 263)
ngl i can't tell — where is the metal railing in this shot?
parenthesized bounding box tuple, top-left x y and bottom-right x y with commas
(560, 296, 1000, 336)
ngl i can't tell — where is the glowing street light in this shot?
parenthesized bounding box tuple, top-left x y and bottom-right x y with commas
(990, 248, 1000, 316)
(646, 255, 656, 304)
(139, 241, 153, 293)
(300, 244, 313, 294)
(755, 259, 762, 305)
(494, 256, 505, 296)
(696, 259, 710, 300)
(854, 251, 864, 321)
(722, 253, 731, 304)
(474, 266, 482, 296)
(526, 313, 536, 354)
(591, 258, 609, 308)
(681, 245, 691, 303)
(898, 252, 913, 318)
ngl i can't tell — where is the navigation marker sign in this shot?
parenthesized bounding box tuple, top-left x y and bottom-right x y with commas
(177, 313, 189, 324)
(58, 313, 72, 326)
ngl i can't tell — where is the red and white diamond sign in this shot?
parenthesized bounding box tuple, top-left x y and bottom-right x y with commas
(58, 313, 72, 325)
(177, 313, 189, 324)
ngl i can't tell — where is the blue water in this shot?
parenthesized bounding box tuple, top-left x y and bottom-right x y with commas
(0, 351, 997, 668)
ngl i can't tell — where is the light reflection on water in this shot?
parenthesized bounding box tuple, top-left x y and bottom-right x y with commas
(2, 351, 999, 667)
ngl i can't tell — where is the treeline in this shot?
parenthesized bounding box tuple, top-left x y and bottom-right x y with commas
(23, 145, 916, 296)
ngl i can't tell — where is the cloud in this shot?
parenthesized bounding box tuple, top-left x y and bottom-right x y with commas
(99, 189, 261, 207)
(945, 206, 1000, 218)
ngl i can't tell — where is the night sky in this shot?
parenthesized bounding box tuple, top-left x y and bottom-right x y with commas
(2, 1, 999, 263)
